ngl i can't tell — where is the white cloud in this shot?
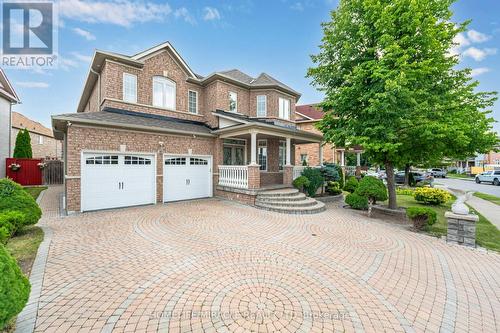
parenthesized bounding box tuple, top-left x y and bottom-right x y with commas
(174, 7, 196, 25)
(16, 81, 49, 88)
(203, 7, 221, 21)
(72, 27, 96, 40)
(71, 51, 92, 63)
(59, 0, 172, 27)
(467, 30, 490, 43)
(471, 67, 491, 77)
(453, 33, 470, 48)
(291, 2, 304, 11)
(462, 47, 497, 61)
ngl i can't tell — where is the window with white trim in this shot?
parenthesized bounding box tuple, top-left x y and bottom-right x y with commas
(279, 97, 290, 120)
(223, 139, 246, 165)
(188, 90, 198, 114)
(229, 91, 237, 113)
(86, 155, 119, 165)
(123, 73, 137, 103)
(258, 140, 267, 171)
(165, 157, 186, 165)
(38, 135, 44, 145)
(124, 156, 151, 165)
(153, 76, 176, 109)
(279, 141, 286, 170)
(190, 158, 208, 165)
(256, 95, 267, 117)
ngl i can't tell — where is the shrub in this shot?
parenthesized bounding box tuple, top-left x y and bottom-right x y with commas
(355, 176, 388, 204)
(13, 128, 32, 159)
(0, 211, 25, 244)
(396, 187, 415, 196)
(324, 163, 344, 188)
(345, 193, 368, 210)
(301, 167, 325, 197)
(326, 181, 342, 195)
(344, 176, 359, 193)
(0, 179, 41, 226)
(292, 176, 310, 193)
(320, 165, 340, 183)
(406, 206, 437, 230)
(413, 187, 451, 205)
(0, 244, 31, 329)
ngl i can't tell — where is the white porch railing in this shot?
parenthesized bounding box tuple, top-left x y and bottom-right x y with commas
(293, 166, 306, 180)
(218, 165, 249, 189)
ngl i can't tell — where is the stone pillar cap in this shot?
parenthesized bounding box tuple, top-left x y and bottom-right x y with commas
(445, 211, 479, 222)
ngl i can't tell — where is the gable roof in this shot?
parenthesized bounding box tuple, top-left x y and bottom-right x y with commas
(295, 104, 324, 122)
(12, 112, 53, 137)
(0, 69, 20, 103)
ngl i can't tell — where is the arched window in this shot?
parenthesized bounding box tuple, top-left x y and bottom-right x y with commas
(153, 76, 176, 110)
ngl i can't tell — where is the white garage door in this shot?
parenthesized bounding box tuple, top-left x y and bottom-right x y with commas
(163, 155, 212, 202)
(81, 153, 156, 212)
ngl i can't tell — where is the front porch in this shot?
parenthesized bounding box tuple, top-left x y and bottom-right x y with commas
(215, 128, 323, 191)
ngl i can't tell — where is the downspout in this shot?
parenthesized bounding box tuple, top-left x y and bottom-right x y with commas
(90, 68, 101, 111)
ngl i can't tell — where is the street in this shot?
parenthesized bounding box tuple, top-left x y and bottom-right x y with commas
(437, 177, 500, 196)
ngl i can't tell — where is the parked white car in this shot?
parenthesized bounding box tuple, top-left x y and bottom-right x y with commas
(475, 170, 500, 186)
(428, 168, 447, 178)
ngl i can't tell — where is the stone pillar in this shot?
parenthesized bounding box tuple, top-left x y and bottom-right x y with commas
(250, 131, 257, 165)
(247, 165, 261, 189)
(445, 212, 478, 247)
(283, 165, 294, 186)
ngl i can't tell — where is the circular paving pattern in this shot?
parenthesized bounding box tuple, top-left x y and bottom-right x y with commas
(33, 189, 500, 333)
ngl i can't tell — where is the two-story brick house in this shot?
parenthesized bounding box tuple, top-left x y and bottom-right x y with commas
(53, 42, 322, 213)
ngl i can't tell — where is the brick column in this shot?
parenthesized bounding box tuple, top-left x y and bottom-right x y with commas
(247, 165, 261, 189)
(283, 165, 294, 186)
(445, 212, 478, 247)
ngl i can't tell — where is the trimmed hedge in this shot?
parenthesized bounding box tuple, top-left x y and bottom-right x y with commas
(292, 176, 310, 193)
(0, 179, 41, 226)
(0, 244, 31, 329)
(345, 192, 368, 210)
(413, 187, 451, 205)
(406, 206, 437, 230)
(344, 176, 359, 193)
(355, 176, 388, 204)
(0, 211, 25, 244)
(326, 181, 342, 195)
(301, 167, 325, 197)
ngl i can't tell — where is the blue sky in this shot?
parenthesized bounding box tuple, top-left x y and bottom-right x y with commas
(4, 0, 500, 133)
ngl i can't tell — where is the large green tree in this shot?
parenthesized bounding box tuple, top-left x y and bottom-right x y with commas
(308, 0, 498, 209)
(13, 129, 33, 159)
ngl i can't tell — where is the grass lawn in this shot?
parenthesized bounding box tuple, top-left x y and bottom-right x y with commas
(23, 186, 47, 200)
(474, 192, 500, 206)
(447, 173, 472, 180)
(392, 193, 500, 252)
(1, 187, 46, 333)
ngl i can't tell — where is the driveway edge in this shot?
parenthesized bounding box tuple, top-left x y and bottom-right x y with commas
(15, 189, 53, 333)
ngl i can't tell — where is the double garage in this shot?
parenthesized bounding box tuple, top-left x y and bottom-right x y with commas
(81, 152, 212, 212)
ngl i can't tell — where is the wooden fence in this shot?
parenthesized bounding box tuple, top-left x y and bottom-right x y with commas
(5, 158, 43, 185)
(42, 160, 64, 185)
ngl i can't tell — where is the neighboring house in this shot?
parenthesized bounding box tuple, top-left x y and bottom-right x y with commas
(11, 112, 62, 160)
(0, 69, 20, 178)
(294, 104, 336, 165)
(52, 41, 322, 213)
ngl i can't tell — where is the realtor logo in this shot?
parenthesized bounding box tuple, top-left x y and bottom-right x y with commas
(1, 1, 58, 68)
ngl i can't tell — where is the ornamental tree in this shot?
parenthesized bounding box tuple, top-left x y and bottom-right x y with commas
(308, 0, 498, 209)
(13, 129, 33, 159)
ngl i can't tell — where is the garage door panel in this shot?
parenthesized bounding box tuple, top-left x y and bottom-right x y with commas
(163, 155, 212, 202)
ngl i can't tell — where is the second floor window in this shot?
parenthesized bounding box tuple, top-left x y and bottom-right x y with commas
(123, 73, 137, 103)
(153, 76, 176, 110)
(279, 97, 290, 120)
(229, 91, 237, 112)
(256, 95, 267, 117)
(188, 90, 198, 114)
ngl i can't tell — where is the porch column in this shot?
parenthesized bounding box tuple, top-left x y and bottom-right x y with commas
(340, 149, 345, 167)
(318, 143, 324, 166)
(250, 131, 257, 165)
(356, 152, 361, 167)
(285, 137, 291, 166)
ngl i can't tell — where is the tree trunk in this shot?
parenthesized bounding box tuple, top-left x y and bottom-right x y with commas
(385, 161, 397, 210)
(404, 164, 410, 186)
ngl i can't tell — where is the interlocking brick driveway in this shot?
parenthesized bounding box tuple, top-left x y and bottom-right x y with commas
(24, 186, 500, 332)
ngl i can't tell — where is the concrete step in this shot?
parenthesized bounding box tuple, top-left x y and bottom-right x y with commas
(256, 192, 306, 202)
(256, 188, 299, 197)
(255, 197, 318, 207)
(255, 201, 326, 215)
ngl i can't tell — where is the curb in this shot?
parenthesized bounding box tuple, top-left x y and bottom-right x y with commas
(15, 189, 53, 333)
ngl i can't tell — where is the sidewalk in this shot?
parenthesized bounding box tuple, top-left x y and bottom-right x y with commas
(467, 195, 500, 230)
